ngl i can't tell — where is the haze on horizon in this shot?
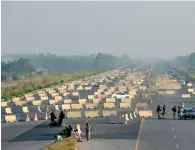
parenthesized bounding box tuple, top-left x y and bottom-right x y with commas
(2, 1, 195, 60)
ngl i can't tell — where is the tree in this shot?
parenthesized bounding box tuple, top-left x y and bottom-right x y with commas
(188, 52, 195, 66)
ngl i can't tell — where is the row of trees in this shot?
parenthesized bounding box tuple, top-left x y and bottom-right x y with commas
(173, 52, 195, 67)
(1, 53, 132, 81)
(1, 58, 35, 81)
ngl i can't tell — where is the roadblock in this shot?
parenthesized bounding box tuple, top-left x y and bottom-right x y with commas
(62, 104, 71, 110)
(104, 103, 115, 109)
(66, 111, 82, 118)
(121, 98, 131, 103)
(120, 103, 131, 108)
(85, 103, 98, 109)
(106, 98, 116, 103)
(71, 104, 83, 110)
(84, 110, 99, 118)
(64, 99, 72, 104)
(88, 95, 95, 100)
(25, 96, 35, 102)
(1, 102, 8, 107)
(166, 90, 175, 95)
(32, 100, 42, 106)
(54, 96, 62, 100)
(139, 110, 152, 117)
(49, 100, 59, 105)
(182, 94, 191, 98)
(102, 109, 117, 117)
(78, 99, 87, 104)
(40, 96, 48, 100)
(92, 99, 101, 104)
(188, 88, 194, 93)
(5, 115, 17, 123)
(15, 101, 26, 106)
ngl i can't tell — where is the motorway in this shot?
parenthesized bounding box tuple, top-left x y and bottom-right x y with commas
(138, 90, 195, 150)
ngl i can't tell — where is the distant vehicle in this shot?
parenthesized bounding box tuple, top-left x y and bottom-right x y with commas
(181, 108, 195, 120)
(179, 80, 186, 85)
(111, 92, 131, 99)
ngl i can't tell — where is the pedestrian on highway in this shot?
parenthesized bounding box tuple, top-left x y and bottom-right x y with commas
(172, 106, 177, 120)
(75, 124, 82, 142)
(85, 123, 91, 142)
(156, 105, 162, 119)
(162, 105, 166, 119)
(58, 111, 65, 127)
(178, 106, 181, 119)
(50, 111, 56, 125)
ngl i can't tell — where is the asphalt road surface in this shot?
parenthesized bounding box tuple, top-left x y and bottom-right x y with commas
(138, 90, 195, 150)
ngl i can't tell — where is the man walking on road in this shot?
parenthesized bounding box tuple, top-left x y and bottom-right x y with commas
(178, 106, 181, 119)
(85, 123, 91, 142)
(172, 106, 177, 120)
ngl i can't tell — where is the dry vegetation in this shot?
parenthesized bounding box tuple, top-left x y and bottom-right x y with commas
(45, 138, 76, 150)
(2, 70, 102, 101)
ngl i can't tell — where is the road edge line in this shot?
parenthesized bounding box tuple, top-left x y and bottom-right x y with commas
(135, 118, 144, 150)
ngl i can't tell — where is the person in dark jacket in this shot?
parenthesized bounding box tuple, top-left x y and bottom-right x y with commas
(50, 111, 56, 125)
(58, 111, 65, 127)
(162, 105, 166, 119)
(172, 106, 177, 120)
(156, 105, 162, 119)
(85, 123, 90, 142)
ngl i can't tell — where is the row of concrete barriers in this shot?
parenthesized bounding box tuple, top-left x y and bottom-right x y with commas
(2, 109, 143, 123)
(1, 102, 133, 115)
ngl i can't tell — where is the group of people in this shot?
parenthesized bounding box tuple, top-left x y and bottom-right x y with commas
(54, 123, 91, 143)
(50, 111, 65, 127)
(156, 105, 183, 119)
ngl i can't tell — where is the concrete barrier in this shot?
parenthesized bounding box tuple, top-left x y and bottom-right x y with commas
(72, 92, 79, 96)
(63, 92, 70, 97)
(16, 113, 27, 121)
(106, 98, 116, 103)
(1, 102, 8, 107)
(139, 110, 152, 117)
(120, 103, 131, 108)
(12, 97, 21, 102)
(5, 107, 12, 114)
(102, 110, 117, 117)
(39, 93, 47, 97)
(85, 87, 92, 91)
(22, 106, 29, 113)
(88, 95, 95, 100)
(188, 88, 194, 93)
(92, 99, 101, 104)
(66, 111, 82, 118)
(71, 104, 83, 110)
(5, 115, 17, 123)
(182, 94, 191, 98)
(25, 96, 35, 102)
(84, 110, 99, 118)
(55, 96, 62, 100)
(85, 103, 98, 109)
(166, 90, 175, 95)
(94, 92, 101, 95)
(64, 99, 72, 104)
(32, 100, 42, 106)
(51, 93, 59, 97)
(49, 100, 59, 105)
(40, 96, 48, 100)
(62, 104, 71, 110)
(15, 101, 26, 106)
(25, 93, 34, 97)
(192, 91, 195, 95)
(104, 103, 115, 109)
(187, 83, 193, 87)
(78, 99, 87, 104)
(121, 98, 131, 103)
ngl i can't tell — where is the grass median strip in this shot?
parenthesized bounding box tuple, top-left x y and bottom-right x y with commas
(45, 138, 77, 150)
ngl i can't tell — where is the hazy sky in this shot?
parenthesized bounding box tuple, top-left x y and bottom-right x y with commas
(2, 1, 195, 59)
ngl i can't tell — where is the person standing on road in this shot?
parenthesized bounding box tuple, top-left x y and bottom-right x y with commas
(162, 105, 166, 119)
(85, 123, 91, 142)
(172, 106, 177, 120)
(50, 111, 56, 125)
(156, 105, 162, 119)
(58, 111, 65, 127)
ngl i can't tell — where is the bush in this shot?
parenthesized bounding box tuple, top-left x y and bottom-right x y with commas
(45, 138, 76, 150)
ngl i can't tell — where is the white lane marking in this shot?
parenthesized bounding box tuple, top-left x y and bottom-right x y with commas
(172, 128, 175, 131)
(174, 135, 176, 139)
(176, 144, 179, 148)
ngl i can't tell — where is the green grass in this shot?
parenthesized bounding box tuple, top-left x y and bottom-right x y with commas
(45, 138, 76, 150)
(2, 70, 104, 101)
